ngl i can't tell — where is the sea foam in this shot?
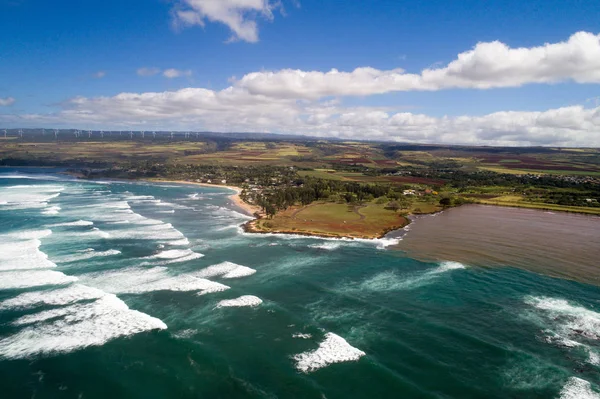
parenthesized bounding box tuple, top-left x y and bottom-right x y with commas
(192, 261, 256, 279)
(215, 296, 263, 308)
(0, 270, 77, 290)
(0, 284, 106, 310)
(292, 333, 365, 373)
(79, 267, 229, 295)
(0, 294, 166, 359)
(559, 377, 600, 399)
(143, 249, 204, 264)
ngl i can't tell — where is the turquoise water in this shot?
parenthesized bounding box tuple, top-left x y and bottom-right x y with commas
(1, 168, 600, 399)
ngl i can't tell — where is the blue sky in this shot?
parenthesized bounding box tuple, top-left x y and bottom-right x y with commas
(1, 0, 600, 146)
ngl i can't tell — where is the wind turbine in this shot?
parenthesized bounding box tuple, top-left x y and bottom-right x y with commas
(54, 129, 59, 139)
(87, 130, 92, 138)
(152, 131, 156, 139)
(18, 129, 23, 138)
(141, 130, 145, 139)
(74, 129, 79, 138)
(170, 131, 174, 140)
(100, 130, 104, 138)
(129, 130, 134, 139)
(42, 128, 45, 136)
(2, 129, 6, 138)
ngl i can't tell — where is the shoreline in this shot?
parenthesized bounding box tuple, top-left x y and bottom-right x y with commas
(106, 177, 408, 240)
(143, 178, 264, 217)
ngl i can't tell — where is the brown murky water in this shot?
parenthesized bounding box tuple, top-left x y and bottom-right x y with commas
(398, 205, 600, 284)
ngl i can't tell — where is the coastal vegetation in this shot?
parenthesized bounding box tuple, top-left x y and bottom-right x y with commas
(1, 133, 599, 237)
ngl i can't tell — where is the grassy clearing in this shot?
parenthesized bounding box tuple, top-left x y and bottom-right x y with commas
(252, 201, 409, 238)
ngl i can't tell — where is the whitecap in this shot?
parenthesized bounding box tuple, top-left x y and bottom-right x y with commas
(48, 220, 94, 227)
(0, 270, 77, 290)
(0, 294, 166, 359)
(292, 333, 312, 339)
(559, 377, 600, 399)
(215, 295, 262, 308)
(0, 284, 106, 310)
(143, 249, 204, 265)
(292, 333, 365, 373)
(308, 243, 342, 251)
(54, 249, 121, 264)
(79, 267, 229, 295)
(192, 261, 256, 279)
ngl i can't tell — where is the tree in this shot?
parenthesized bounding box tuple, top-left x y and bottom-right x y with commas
(439, 197, 452, 207)
(387, 201, 400, 212)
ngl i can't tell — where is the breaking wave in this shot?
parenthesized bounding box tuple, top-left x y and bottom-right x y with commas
(559, 377, 600, 399)
(342, 261, 466, 294)
(292, 332, 365, 373)
(215, 295, 263, 308)
(0, 294, 166, 360)
(79, 267, 229, 295)
(143, 249, 204, 264)
(192, 261, 256, 279)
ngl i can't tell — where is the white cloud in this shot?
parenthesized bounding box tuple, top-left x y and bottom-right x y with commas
(172, 0, 280, 43)
(163, 68, 193, 79)
(93, 71, 106, 79)
(235, 31, 600, 99)
(2, 87, 600, 147)
(4, 31, 600, 146)
(0, 97, 15, 106)
(137, 67, 161, 77)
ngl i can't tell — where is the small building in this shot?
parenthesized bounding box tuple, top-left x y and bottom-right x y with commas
(403, 189, 416, 196)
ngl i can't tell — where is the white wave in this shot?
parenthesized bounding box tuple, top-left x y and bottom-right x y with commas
(0, 240, 56, 271)
(309, 242, 342, 251)
(79, 267, 229, 295)
(54, 249, 121, 264)
(237, 228, 399, 250)
(0, 294, 166, 360)
(109, 219, 188, 245)
(42, 205, 61, 215)
(48, 220, 94, 227)
(293, 333, 312, 339)
(525, 296, 600, 341)
(6, 229, 52, 240)
(0, 230, 56, 271)
(559, 377, 600, 399)
(292, 333, 365, 373)
(125, 195, 155, 201)
(0, 270, 77, 290)
(347, 261, 466, 293)
(0, 174, 61, 180)
(192, 261, 256, 279)
(0, 284, 106, 310)
(0, 185, 63, 210)
(157, 210, 175, 214)
(143, 249, 204, 265)
(436, 261, 466, 272)
(215, 295, 262, 308)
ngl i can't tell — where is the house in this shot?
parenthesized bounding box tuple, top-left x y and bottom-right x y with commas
(403, 189, 416, 196)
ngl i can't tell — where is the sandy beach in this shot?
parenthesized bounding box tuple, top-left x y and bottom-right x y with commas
(146, 178, 263, 217)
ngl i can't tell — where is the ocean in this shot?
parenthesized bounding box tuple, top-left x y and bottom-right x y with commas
(1, 168, 600, 399)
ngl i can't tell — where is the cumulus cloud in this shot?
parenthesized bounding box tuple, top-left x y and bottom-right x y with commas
(137, 67, 161, 77)
(0, 97, 15, 106)
(171, 0, 280, 43)
(235, 31, 600, 98)
(2, 87, 599, 147)
(163, 68, 193, 78)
